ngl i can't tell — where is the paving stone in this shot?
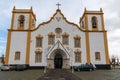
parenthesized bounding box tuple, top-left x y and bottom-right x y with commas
(37, 69, 81, 80)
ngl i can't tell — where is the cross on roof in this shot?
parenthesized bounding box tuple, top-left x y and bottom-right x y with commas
(56, 2, 61, 9)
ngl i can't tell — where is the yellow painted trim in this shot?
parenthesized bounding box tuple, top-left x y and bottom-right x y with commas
(74, 50, 81, 63)
(74, 38, 81, 48)
(48, 32, 55, 45)
(33, 9, 84, 32)
(17, 15, 25, 30)
(85, 14, 91, 64)
(14, 51, 20, 60)
(36, 37, 43, 48)
(103, 32, 110, 64)
(91, 16, 98, 30)
(8, 29, 106, 32)
(12, 8, 36, 21)
(101, 13, 105, 31)
(10, 13, 15, 29)
(5, 31, 12, 64)
(62, 32, 69, 46)
(80, 8, 103, 23)
(25, 13, 32, 64)
(95, 52, 101, 61)
(35, 51, 42, 63)
(74, 37, 81, 48)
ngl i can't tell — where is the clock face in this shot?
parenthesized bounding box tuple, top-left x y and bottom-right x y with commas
(55, 28, 62, 34)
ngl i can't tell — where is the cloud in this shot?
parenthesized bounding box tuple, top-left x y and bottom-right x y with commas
(108, 29, 120, 58)
(0, 0, 119, 59)
(103, 0, 120, 30)
(0, 46, 6, 56)
(0, 37, 7, 43)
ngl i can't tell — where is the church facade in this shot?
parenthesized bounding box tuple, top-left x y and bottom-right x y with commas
(5, 6, 110, 69)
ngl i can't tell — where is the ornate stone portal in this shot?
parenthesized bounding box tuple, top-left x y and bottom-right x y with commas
(47, 49, 70, 69)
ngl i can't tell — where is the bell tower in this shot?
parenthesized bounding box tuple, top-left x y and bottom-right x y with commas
(80, 8, 105, 31)
(5, 6, 36, 64)
(10, 6, 36, 30)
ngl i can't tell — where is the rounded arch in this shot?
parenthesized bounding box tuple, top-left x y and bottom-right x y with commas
(91, 16, 98, 28)
(18, 15, 25, 28)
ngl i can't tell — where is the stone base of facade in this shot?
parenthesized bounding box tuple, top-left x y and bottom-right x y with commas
(9, 64, 111, 70)
(28, 66, 45, 69)
(95, 64, 111, 70)
(71, 64, 111, 70)
(47, 59, 70, 69)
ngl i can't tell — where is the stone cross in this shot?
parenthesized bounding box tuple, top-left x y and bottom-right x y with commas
(56, 2, 61, 9)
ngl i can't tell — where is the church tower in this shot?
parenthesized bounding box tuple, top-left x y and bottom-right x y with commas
(5, 6, 36, 64)
(10, 6, 36, 30)
(80, 8, 110, 65)
(80, 8, 105, 31)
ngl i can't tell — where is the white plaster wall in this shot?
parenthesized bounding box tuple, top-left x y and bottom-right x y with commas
(87, 15, 102, 30)
(9, 32, 27, 64)
(9, 10, 107, 67)
(13, 13, 30, 30)
(89, 32, 106, 64)
(30, 12, 87, 66)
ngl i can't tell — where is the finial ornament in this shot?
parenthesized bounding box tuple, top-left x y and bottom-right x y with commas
(56, 2, 61, 9)
(13, 6, 15, 10)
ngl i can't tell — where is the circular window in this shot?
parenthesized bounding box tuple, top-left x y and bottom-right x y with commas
(55, 28, 62, 34)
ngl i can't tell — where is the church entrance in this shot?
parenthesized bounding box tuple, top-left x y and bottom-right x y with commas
(54, 54, 63, 69)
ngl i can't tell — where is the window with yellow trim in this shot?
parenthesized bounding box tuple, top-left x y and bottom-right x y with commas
(36, 37, 42, 47)
(74, 38, 80, 47)
(91, 16, 97, 28)
(35, 52, 42, 63)
(62, 36, 69, 45)
(15, 52, 20, 60)
(18, 15, 25, 28)
(48, 36, 55, 45)
(95, 52, 101, 60)
(74, 35, 81, 48)
(75, 53, 81, 63)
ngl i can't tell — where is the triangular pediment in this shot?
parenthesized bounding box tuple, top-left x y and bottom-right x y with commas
(47, 40, 70, 59)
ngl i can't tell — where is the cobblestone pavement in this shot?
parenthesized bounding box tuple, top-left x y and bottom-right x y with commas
(37, 69, 81, 80)
(0, 69, 120, 80)
(0, 69, 44, 80)
(74, 70, 120, 80)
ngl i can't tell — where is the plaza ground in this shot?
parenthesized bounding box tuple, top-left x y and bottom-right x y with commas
(0, 69, 120, 80)
(74, 69, 120, 80)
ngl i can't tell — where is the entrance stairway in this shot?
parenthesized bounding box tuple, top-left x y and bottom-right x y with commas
(37, 69, 81, 80)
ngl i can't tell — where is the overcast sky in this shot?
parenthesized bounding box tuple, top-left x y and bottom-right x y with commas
(0, 0, 120, 58)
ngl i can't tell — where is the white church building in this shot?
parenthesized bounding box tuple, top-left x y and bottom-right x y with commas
(5, 6, 110, 69)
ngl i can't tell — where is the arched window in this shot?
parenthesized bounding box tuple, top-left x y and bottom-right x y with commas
(92, 16, 97, 28)
(18, 15, 25, 27)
